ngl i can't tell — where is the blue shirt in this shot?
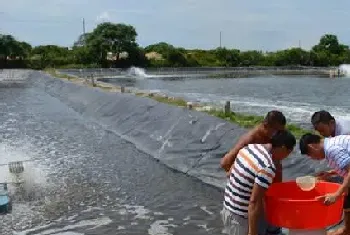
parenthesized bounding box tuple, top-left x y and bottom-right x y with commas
(324, 135, 350, 177)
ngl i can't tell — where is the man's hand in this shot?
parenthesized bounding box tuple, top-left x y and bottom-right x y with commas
(220, 153, 232, 172)
(226, 164, 234, 178)
(316, 192, 341, 205)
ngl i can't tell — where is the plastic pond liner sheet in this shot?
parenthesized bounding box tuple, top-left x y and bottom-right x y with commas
(30, 71, 328, 189)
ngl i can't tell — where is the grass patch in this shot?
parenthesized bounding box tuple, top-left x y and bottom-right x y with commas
(44, 68, 78, 81)
(206, 110, 263, 127)
(135, 93, 189, 107)
(145, 95, 310, 138)
(151, 95, 188, 107)
(97, 85, 113, 91)
(205, 110, 309, 138)
(286, 124, 310, 139)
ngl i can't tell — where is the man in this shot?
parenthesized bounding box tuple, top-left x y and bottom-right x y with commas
(221, 110, 286, 181)
(311, 110, 350, 138)
(222, 130, 296, 235)
(220, 110, 286, 235)
(300, 133, 350, 235)
(311, 110, 350, 235)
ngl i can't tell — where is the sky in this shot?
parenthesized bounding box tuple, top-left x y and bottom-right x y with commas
(1, 0, 350, 51)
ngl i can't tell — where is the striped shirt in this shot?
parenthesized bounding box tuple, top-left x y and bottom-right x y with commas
(324, 135, 350, 177)
(223, 144, 276, 218)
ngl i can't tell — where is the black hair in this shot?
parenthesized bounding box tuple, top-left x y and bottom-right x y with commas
(311, 110, 335, 127)
(299, 133, 321, 155)
(264, 110, 286, 126)
(271, 130, 296, 150)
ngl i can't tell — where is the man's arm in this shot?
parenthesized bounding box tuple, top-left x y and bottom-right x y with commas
(248, 183, 265, 235)
(272, 161, 282, 183)
(337, 166, 350, 196)
(329, 147, 350, 197)
(220, 131, 255, 172)
(248, 167, 275, 235)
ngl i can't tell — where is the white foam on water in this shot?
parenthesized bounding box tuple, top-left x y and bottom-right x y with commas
(14, 217, 112, 235)
(126, 67, 192, 79)
(80, 206, 103, 213)
(115, 204, 156, 220)
(165, 91, 350, 124)
(148, 219, 177, 235)
(339, 64, 350, 78)
(125, 205, 152, 220)
(1, 203, 47, 234)
(127, 66, 150, 79)
(0, 140, 48, 193)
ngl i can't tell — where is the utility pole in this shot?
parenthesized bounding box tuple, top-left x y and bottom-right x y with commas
(82, 18, 86, 44)
(220, 31, 222, 48)
(299, 40, 301, 48)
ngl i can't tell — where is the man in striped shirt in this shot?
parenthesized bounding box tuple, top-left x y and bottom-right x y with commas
(300, 134, 350, 235)
(222, 130, 296, 235)
(221, 110, 287, 235)
(311, 110, 350, 235)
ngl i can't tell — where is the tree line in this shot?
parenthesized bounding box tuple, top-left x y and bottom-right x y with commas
(1, 22, 350, 69)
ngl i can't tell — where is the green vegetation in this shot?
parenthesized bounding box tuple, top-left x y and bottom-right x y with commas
(137, 93, 309, 138)
(151, 96, 188, 107)
(1, 23, 350, 69)
(205, 110, 309, 138)
(44, 68, 77, 80)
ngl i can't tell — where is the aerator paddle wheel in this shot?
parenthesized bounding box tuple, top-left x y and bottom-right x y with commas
(0, 160, 31, 214)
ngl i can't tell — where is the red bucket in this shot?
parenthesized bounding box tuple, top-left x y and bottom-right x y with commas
(265, 181, 344, 230)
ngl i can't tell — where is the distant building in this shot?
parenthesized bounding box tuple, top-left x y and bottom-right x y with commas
(106, 51, 129, 61)
(119, 51, 129, 59)
(145, 51, 163, 61)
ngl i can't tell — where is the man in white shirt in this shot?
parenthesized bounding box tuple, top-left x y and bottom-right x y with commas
(311, 111, 350, 138)
(311, 110, 350, 235)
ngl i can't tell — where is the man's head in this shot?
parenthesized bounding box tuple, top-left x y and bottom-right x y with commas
(311, 111, 336, 137)
(263, 110, 286, 137)
(299, 133, 325, 160)
(270, 130, 296, 161)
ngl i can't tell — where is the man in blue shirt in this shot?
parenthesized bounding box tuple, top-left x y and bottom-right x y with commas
(300, 133, 350, 235)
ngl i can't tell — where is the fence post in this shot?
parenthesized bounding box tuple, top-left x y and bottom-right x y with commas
(121, 86, 125, 93)
(187, 102, 193, 110)
(91, 74, 96, 87)
(224, 101, 231, 115)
